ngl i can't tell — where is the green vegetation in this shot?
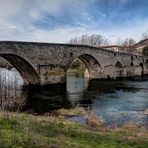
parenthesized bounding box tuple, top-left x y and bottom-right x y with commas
(143, 46, 148, 56)
(68, 59, 86, 76)
(0, 111, 148, 148)
(69, 59, 81, 69)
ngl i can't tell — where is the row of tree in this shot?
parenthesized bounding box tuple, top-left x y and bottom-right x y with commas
(69, 29, 148, 47)
(69, 34, 136, 47)
(142, 30, 148, 39)
(69, 34, 109, 46)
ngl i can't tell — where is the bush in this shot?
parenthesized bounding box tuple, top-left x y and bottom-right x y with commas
(143, 46, 148, 56)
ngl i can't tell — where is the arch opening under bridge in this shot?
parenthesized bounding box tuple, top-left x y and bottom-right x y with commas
(0, 54, 40, 85)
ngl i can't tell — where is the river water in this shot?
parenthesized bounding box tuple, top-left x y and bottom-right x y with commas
(0, 68, 148, 128)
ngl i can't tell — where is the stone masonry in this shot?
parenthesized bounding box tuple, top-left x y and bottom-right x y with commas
(0, 41, 147, 85)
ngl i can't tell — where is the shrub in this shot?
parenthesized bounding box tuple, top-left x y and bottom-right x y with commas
(143, 46, 148, 56)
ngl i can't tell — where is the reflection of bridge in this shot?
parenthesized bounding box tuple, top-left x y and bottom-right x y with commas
(0, 41, 148, 85)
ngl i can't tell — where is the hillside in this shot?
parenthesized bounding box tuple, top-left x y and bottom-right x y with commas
(135, 39, 148, 46)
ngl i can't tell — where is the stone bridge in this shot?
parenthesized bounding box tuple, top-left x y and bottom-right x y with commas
(0, 41, 148, 85)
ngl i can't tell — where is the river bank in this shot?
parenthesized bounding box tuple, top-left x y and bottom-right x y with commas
(0, 110, 148, 148)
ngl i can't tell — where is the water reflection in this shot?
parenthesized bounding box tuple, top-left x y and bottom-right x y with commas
(67, 75, 88, 105)
(27, 84, 71, 113)
(0, 68, 26, 111)
(0, 68, 148, 128)
(67, 75, 148, 128)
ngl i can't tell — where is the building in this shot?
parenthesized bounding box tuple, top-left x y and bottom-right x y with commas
(101, 45, 144, 55)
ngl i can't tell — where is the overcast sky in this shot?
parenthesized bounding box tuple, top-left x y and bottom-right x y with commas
(0, 0, 148, 43)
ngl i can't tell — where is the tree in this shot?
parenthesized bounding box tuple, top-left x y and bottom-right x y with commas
(121, 38, 136, 46)
(116, 38, 136, 53)
(69, 34, 109, 47)
(116, 38, 123, 46)
(143, 46, 148, 56)
(116, 38, 135, 46)
(142, 30, 148, 39)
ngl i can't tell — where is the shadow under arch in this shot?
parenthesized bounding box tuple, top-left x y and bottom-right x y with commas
(140, 63, 144, 75)
(67, 54, 102, 79)
(130, 61, 134, 67)
(0, 54, 40, 85)
(115, 61, 123, 68)
(114, 61, 124, 78)
(146, 59, 148, 68)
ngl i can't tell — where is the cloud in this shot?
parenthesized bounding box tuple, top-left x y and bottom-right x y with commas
(0, 0, 148, 43)
(0, 25, 88, 43)
(0, 0, 23, 27)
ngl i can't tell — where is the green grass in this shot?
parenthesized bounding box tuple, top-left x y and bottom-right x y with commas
(0, 111, 148, 148)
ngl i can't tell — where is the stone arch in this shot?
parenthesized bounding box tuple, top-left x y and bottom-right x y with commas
(115, 61, 123, 68)
(67, 54, 102, 79)
(0, 54, 40, 85)
(114, 61, 124, 78)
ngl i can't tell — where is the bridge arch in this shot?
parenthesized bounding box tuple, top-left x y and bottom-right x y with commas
(115, 61, 123, 68)
(134, 62, 144, 76)
(0, 54, 40, 85)
(67, 54, 102, 79)
(114, 61, 124, 78)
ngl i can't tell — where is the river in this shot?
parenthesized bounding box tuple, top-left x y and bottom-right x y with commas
(0, 68, 148, 128)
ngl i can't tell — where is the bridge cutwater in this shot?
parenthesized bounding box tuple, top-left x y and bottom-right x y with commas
(0, 41, 148, 86)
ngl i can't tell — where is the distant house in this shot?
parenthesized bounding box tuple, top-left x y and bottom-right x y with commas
(101, 45, 144, 55)
(129, 45, 145, 54)
(101, 45, 120, 52)
(134, 39, 148, 54)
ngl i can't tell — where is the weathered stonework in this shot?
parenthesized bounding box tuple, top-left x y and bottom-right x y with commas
(0, 41, 147, 85)
(0, 57, 12, 69)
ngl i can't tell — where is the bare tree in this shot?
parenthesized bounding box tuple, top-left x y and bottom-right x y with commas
(69, 38, 74, 44)
(69, 34, 109, 47)
(92, 34, 103, 46)
(104, 39, 109, 46)
(116, 38, 122, 46)
(116, 38, 136, 53)
(142, 30, 148, 39)
(0, 68, 26, 112)
(121, 38, 136, 46)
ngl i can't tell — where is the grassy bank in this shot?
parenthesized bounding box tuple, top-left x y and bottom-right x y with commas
(0, 111, 148, 148)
